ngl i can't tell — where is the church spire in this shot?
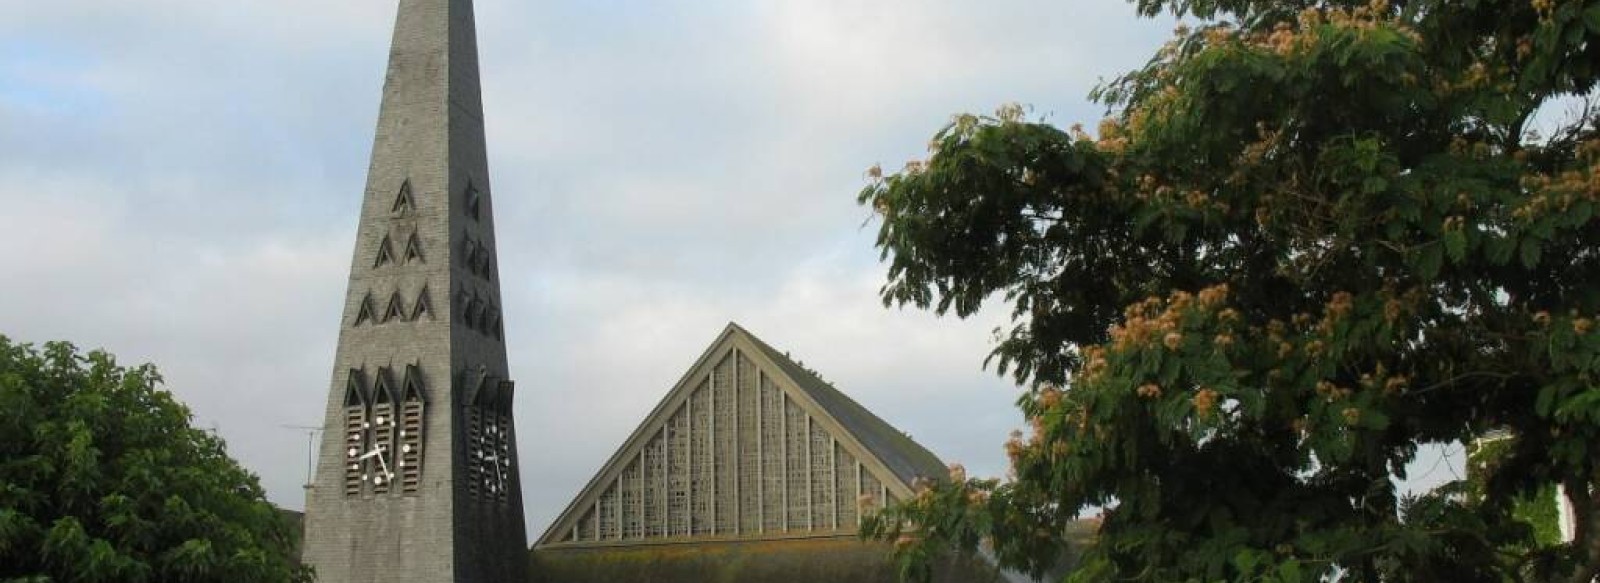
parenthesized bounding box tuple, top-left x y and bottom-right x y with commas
(302, 0, 527, 581)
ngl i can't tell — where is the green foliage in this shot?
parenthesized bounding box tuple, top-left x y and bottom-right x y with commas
(856, 0, 1600, 581)
(0, 337, 309, 583)
(1468, 437, 1567, 548)
(1519, 486, 1566, 548)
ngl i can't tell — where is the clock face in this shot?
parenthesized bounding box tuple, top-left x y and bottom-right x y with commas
(340, 366, 427, 498)
(349, 414, 398, 487)
(471, 418, 512, 498)
(481, 427, 499, 496)
(495, 422, 512, 493)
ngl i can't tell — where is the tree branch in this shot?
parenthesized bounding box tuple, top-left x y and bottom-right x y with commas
(1405, 371, 1517, 396)
(1564, 476, 1598, 583)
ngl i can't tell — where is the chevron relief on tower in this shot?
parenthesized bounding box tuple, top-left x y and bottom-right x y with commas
(412, 286, 433, 321)
(464, 182, 482, 222)
(460, 235, 494, 281)
(403, 231, 424, 264)
(456, 288, 502, 339)
(383, 292, 407, 323)
(354, 293, 376, 326)
(391, 180, 413, 217)
(353, 287, 436, 327)
(375, 234, 396, 267)
(539, 325, 944, 547)
(375, 229, 424, 269)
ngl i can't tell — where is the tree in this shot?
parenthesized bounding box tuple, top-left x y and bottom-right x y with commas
(0, 337, 309, 583)
(856, 0, 1600, 580)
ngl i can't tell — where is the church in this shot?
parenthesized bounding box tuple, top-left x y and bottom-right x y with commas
(298, 0, 999, 581)
(528, 324, 995, 583)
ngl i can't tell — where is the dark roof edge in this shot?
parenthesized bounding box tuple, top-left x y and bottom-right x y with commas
(731, 323, 948, 487)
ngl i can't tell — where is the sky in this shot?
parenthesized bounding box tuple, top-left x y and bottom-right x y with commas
(0, 0, 1191, 539)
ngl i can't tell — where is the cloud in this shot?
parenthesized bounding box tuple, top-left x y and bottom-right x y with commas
(0, 166, 349, 508)
(512, 242, 1025, 533)
(0, 0, 1173, 539)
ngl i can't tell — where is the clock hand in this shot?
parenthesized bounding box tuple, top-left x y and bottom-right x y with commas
(374, 448, 393, 478)
(357, 448, 397, 480)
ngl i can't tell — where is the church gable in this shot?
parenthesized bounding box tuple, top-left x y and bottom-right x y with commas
(537, 324, 941, 547)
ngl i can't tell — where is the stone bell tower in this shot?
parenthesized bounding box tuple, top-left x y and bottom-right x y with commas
(301, 0, 527, 581)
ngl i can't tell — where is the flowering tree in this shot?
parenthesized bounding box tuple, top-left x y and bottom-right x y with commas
(857, 0, 1600, 581)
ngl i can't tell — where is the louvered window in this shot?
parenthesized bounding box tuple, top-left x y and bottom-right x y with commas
(400, 365, 425, 495)
(342, 370, 369, 497)
(370, 370, 397, 494)
(467, 406, 484, 500)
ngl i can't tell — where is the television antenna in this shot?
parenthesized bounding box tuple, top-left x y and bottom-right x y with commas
(282, 424, 325, 488)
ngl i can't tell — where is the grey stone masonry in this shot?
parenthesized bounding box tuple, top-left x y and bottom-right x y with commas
(301, 0, 528, 581)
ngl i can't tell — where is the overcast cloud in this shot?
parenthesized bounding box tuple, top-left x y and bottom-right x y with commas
(0, 0, 1179, 539)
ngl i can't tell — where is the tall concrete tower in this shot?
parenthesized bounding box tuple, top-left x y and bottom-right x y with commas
(302, 0, 527, 581)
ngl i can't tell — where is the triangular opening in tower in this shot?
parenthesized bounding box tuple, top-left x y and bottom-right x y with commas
(404, 232, 425, 264)
(470, 243, 493, 280)
(355, 293, 377, 326)
(462, 294, 482, 329)
(374, 235, 396, 268)
(461, 237, 480, 272)
(384, 292, 407, 323)
(482, 305, 500, 338)
(392, 180, 414, 216)
(465, 182, 482, 222)
(412, 286, 433, 321)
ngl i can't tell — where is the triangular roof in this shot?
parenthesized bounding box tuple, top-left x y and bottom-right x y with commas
(736, 326, 947, 488)
(536, 323, 946, 547)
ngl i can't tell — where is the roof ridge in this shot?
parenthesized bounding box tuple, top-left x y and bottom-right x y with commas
(733, 326, 948, 487)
